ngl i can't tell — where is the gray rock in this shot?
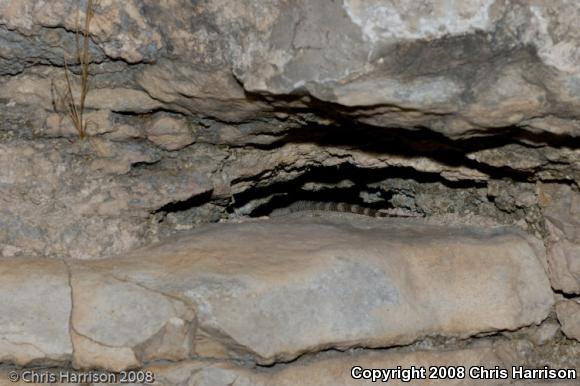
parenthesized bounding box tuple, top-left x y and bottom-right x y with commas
(0, 259, 72, 365)
(0, 140, 214, 259)
(146, 342, 530, 386)
(1, 0, 580, 137)
(69, 264, 195, 371)
(0, 0, 579, 373)
(0, 216, 560, 370)
(146, 115, 194, 151)
(79, 216, 553, 367)
(539, 184, 580, 294)
(0, 0, 579, 262)
(556, 298, 580, 342)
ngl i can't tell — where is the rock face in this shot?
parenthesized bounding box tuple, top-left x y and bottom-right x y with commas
(556, 298, 580, 342)
(0, 0, 579, 260)
(0, 217, 554, 369)
(539, 184, 580, 294)
(0, 259, 72, 365)
(146, 342, 579, 386)
(1, 0, 579, 381)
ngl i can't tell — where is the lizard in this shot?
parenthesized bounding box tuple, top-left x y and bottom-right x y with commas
(268, 200, 424, 218)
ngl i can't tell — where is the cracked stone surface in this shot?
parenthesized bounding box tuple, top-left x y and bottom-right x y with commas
(146, 341, 570, 386)
(100, 217, 553, 365)
(111, 216, 553, 366)
(539, 184, 580, 294)
(0, 0, 579, 261)
(69, 264, 196, 371)
(0, 217, 553, 369)
(0, 340, 576, 385)
(556, 298, 580, 342)
(0, 0, 579, 379)
(0, 259, 72, 365)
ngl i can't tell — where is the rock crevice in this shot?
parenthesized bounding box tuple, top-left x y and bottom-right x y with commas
(1, 0, 580, 382)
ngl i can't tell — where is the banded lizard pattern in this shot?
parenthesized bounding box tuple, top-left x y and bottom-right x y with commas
(269, 200, 423, 218)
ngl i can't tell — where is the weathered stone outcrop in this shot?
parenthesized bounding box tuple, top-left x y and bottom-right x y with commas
(3, 0, 580, 136)
(1, 0, 579, 380)
(0, 217, 553, 370)
(0, 0, 578, 259)
(0, 259, 72, 365)
(538, 184, 580, 294)
(556, 298, 580, 342)
(2, 341, 575, 386)
(147, 342, 577, 386)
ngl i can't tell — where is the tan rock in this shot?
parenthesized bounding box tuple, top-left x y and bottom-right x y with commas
(137, 61, 267, 122)
(146, 115, 194, 151)
(148, 342, 533, 386)
(0, 217, 558, 371)
(0, 259, 72, 365)
(0, 75, 52, 111)
(538, 184, 580, 294)
(44, 110, 112, 138)
(71, 331, 140, 372)
(556, 298, 580, 342)
(87, 138, 159, 175)
(461, 65, 547, 128)
(69, 264, 195, 370)
(84, 216, 553, 366)
(84, 88, 163, 113)
(333, 76, 463, 111)
(522, 116, 580, 137)
(3, 0, 580, 139)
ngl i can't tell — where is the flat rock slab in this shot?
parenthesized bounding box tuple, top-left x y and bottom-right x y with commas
(0, 259, 72, 366)
(556, 298, 580, 342)
(2, 342, 576, 386)
(148, 342, 577, 386)
(79, 216, 553, 367)
(0, 216, 554, 369)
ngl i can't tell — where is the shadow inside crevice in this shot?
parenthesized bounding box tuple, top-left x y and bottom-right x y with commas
(230, 163, 485, 218)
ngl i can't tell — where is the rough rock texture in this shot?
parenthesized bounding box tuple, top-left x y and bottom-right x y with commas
(556, 298, 580, 342)
(92, 216, 554, 366)
(0, 218, 554, 369)
(147, 342, 577, 386)
(539, 184, 580, 294)
(1, 0, 580, 380)
(0, 0, 579, 259)
(0, 259, 72, 366)
(0, 340, 577, 386)
(69, 264, 196, 371)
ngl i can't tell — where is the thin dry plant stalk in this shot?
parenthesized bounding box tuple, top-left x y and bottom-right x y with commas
(61, 0, 97, 140)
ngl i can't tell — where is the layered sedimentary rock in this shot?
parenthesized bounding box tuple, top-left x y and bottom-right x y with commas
(0, 0, 578, 260)
(1, 0, 580, 382)
(0, 217, 554, 370)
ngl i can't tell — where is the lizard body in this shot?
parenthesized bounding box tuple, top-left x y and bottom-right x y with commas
(269, 200, 423, 218)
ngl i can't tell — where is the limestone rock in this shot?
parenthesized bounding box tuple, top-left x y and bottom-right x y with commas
(0, 139, 215, 259)
(0, 259, 72, 365)
(1, 0, 579, 374)
(82, 216, 553, 366)
(538, 184, 580, 294)
(0, 217, 559, 371)
(2, 0, 580, 137)
(556, 298, 580, 342)
(1, 0, 580, 261)
(69, 264, 195, 370)
(147, 342, 519, 386)
(84, 88, 162, 113)
(146, 115, 194, 151)
(137, 61, 269, 122)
